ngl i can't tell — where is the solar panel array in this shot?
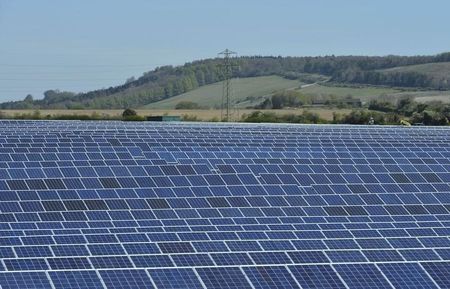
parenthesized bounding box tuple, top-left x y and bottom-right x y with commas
(0, 120, 449, 289)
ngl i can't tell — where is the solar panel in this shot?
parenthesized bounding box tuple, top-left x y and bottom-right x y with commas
(243, 266, 300, 289)
(49, 271, 105, 289)
(149, 268, 204, 289)
(0, 120, 450, 288)
(0, 272, 53, 289)
(288, 265, 346, 289)
(196, 267, 253, 289)
(378, 263, 439, 289)
(99, 269, 154, 289)
(333, 263, 393, 289)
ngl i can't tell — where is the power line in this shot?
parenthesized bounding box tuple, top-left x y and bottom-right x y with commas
(0, 63, 159, 68)
(0, 78, 126, 81)
(0, 71, 136, 74)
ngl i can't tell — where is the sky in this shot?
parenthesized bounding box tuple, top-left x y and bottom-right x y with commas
(0, 0, 449, 102)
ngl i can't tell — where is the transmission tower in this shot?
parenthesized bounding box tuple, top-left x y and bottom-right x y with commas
(218, 49, 238, 122)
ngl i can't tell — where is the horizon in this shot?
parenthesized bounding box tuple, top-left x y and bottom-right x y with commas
(2, 50, 450, 103)
(1, 0, 450, 101)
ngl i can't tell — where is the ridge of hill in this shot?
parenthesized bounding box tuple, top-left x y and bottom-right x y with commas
(2, 52, 450, 110)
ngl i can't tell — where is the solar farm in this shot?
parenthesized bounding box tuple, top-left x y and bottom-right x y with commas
(0, 120, 450, 289)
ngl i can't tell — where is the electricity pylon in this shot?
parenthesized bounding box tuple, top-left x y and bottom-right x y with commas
(218, 49, 238, 122)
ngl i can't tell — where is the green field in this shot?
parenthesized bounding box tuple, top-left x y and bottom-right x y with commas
(380, 62, 450, 77)
(407, 91, 450, 103)
(379, 62, 450, 93)
(298, 83, 450, 103)
(298, 84, 401, 102)
(142, 76, 301, 109)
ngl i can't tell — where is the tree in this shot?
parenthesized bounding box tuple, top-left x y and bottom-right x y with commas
(122, 108, 137, 117)
(396, 97, 417, 116)
(195, 70, 206, 86)
(410, 110, 449, 125)
(368, 99, 395, 112)
(271, 94, 284, 109)
(164, 82, 174, 97)
(125, 76, 136, 84)
(24, 94, 34, 102)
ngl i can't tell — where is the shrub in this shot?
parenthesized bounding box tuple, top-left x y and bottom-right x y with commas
(410, 110, 449, 125)
(334, 110, 386, 125)
(396, 96, 417, 116)
(242, 110, 325, 124)
(242, 111, 279, 123)
(368, 99, 395, 112)
(181, 114, 199, 121)
(122, 115, 146, 121)
(122, 108, 137, 117)
(175, 101, 203, 110)
(53, 114, 93, 120)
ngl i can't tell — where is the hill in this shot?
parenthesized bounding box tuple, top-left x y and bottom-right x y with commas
(1, 52, 450, 110)
(143, 76, 301, 109)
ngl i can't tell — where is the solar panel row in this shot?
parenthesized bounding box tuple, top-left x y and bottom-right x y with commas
(0, 263, 448, 289)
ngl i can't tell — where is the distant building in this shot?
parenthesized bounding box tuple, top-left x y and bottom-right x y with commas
(344, 98, 362, 107)
(146, 116, 181, 122)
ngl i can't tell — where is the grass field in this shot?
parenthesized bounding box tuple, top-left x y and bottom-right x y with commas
(380, 62, 450, 77)
(142, 76, 301, 109)
(0, 108, 352, 122)
(299, 84, 450, 103)
(414, 94, 450, 103)
(298, 84, 401, 102)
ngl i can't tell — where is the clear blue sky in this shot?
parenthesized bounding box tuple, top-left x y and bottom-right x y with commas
(1, 0, 449, 102)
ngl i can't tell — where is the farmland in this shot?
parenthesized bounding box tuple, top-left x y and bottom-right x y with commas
(379, 61, 450, 77)
(415, 94, 450, 103)
(142, 76, 301, 109)
(298, 84, 450, 104)
(298, 84, 401, 102)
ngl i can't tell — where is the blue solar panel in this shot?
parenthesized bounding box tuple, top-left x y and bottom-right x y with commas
(243, 266, 300, 289)
(378, 263, 439, 289)
(422, 262, 450, 289)
(196, 267, 253, 289)
(49, 271, 105, 289)
(0, 272, 52, 289)
(289, 265, 346, 289)
(99, 269, 154, 289)
(0, 121, 450, 288)
(333, 263, 392, 289)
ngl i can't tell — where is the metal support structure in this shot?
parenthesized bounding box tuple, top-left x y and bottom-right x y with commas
(218, 49, 238, 122)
